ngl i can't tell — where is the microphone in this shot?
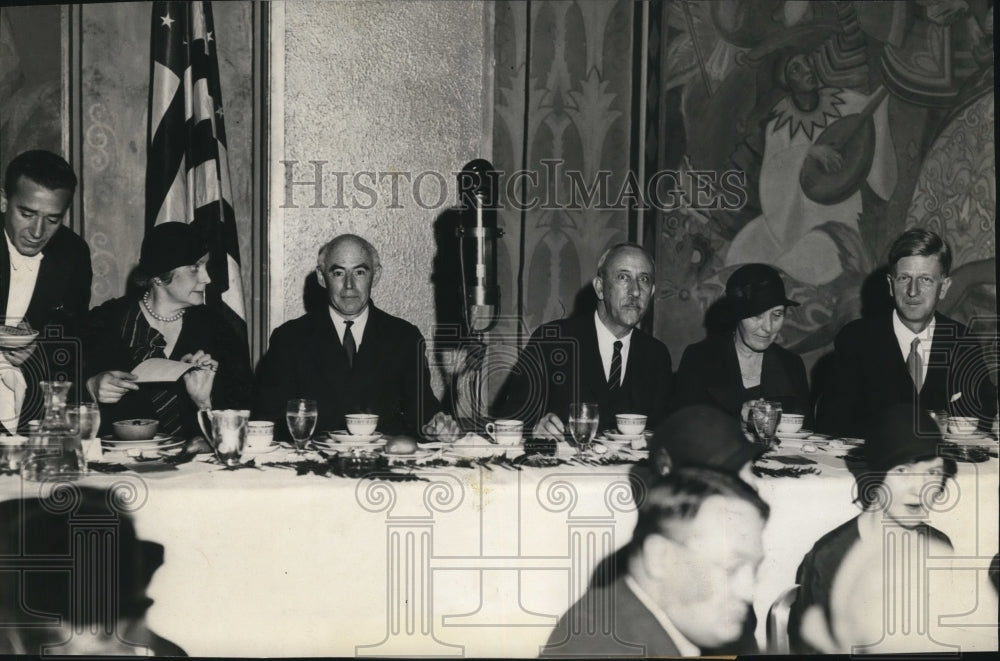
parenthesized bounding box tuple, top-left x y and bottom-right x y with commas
(456, 159, 502, 335)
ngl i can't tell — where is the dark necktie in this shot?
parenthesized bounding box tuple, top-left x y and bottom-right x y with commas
(907, 337, 922, 392)
(609, 340, 623, 392)
(146, 332, 183, 437)
(343, 320, 356, 368)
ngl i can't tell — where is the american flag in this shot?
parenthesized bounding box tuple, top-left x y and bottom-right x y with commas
(145, 1, 247, 348)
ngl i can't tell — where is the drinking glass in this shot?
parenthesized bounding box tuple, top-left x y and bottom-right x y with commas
(67, 403, 101, 440)
(751, 401, 782, 447)
(567, 403, 600, 456)
(286, 399, 318, 453)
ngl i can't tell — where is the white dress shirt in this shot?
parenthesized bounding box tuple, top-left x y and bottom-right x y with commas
(891, 310, 934, 387)
(328, 304, 370, 349)
(594, 311, 632, 386)
(624, 574, 700, 656)
(4, 231, 42, 326)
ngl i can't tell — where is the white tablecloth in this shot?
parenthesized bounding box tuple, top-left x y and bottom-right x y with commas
(1, 445, 997, 656)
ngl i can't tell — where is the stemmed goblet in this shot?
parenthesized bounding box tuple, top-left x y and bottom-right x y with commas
(567, 403, 600, 456)
(286, 399, 318, 453)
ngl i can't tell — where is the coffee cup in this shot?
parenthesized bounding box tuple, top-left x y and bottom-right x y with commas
(485, 419, 524, 446)
(615, 414, 647, 436)
(246, 421, 275, 451)
(346, 413, 379, 436)
(776, 413, 804, 434)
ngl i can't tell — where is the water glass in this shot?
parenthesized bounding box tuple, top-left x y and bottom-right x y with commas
(567, 403, 600, 455)
(286, 399, 318, 453)
(751, 401, 782, 447)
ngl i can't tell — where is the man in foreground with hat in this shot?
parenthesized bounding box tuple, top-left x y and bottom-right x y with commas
(817, 228, 997, 437)
(83, 221, 252, 440)
(788, 404, 957, 653)
(499, 242, 672, 441)
(673, 263, 810, 427)
(0, 487, 184, 655)
(1, 150, 92, 432)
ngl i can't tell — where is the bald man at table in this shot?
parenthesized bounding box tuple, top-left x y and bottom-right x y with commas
(498, 243, 673, 439)
(253, 234, 460, 440)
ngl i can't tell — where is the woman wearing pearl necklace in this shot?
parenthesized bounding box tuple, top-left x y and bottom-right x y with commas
(83, 222, 252, 441)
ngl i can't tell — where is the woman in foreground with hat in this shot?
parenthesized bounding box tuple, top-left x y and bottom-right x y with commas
(787, 405, 957, 653)
(83, 222, 252, 441)
(672, 263, 811, 426)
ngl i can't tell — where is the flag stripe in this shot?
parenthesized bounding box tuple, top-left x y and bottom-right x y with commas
(145, 0, 247, 355)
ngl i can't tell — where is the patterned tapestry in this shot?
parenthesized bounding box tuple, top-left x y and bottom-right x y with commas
(648, 0, 996, 372)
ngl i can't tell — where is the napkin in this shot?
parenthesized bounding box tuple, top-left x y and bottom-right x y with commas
(0, 353, 26, 435)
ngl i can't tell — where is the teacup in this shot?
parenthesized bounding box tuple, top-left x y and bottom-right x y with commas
(947, 416, 978, 435)
(615, 414, 647, 436)
(246, 421, 275, 451)
(776, 413, 804, 434)
(485, 419, 524, 446)
(346, 413, 379, 436)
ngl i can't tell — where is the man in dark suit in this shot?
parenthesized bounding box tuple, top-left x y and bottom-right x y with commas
(500, 243, 672, 439)
(816, 229, 997, 437)
(0, 150, 91, 432)
(254, 234, 460, 439)
(541, 467, 769, 657)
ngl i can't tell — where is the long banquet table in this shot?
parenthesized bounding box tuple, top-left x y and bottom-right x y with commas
(1, 438, 997, 657)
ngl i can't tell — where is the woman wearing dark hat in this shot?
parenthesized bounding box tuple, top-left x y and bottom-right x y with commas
(787, 405, 957, 653)
(83, 222, 252, 441)
(672, 263, 811, 427)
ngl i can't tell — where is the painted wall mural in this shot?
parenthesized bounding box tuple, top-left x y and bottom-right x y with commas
(649, 0, 996, 373)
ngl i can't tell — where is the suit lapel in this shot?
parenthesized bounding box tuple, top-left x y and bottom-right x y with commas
(312, 308, 349, 384)
(0, 237, 9, 319)
(581, 317, 607, 396)
(880, 314, 915, 392)
(24, 248, 59, 328)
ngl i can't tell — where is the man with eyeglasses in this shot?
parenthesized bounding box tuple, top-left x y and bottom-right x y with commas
(498, 243, 672, 440)
(817, 228, 997, 437)
(541, 467, 768, 656)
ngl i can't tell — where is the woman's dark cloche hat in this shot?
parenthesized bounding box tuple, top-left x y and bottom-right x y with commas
(725, 263, 799, 319)
(139, 222, 208, 276)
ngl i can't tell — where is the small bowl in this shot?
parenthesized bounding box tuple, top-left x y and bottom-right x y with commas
(947, 416, 979, 435)
(112, 419, 159, 441)
(776, 414, 805, 434)
(0, 326, 39, 350)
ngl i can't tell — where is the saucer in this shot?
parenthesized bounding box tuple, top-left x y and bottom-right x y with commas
(326, 431, 383, 444)
(943, 429, 983, 438)
(775, 430, 812, 440)
(602, 431, 645, 443)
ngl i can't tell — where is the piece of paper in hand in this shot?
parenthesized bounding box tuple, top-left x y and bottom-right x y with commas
(132, 358, 196, 383)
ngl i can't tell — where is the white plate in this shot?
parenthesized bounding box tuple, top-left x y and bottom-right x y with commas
(243, 443, 279, 455)
(102, 434, 179, 450)
(383, 448, 436, 461)
(776, 430, 812, 440)
(326, 431, 383, 444)
(944, 433, 994, 444)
